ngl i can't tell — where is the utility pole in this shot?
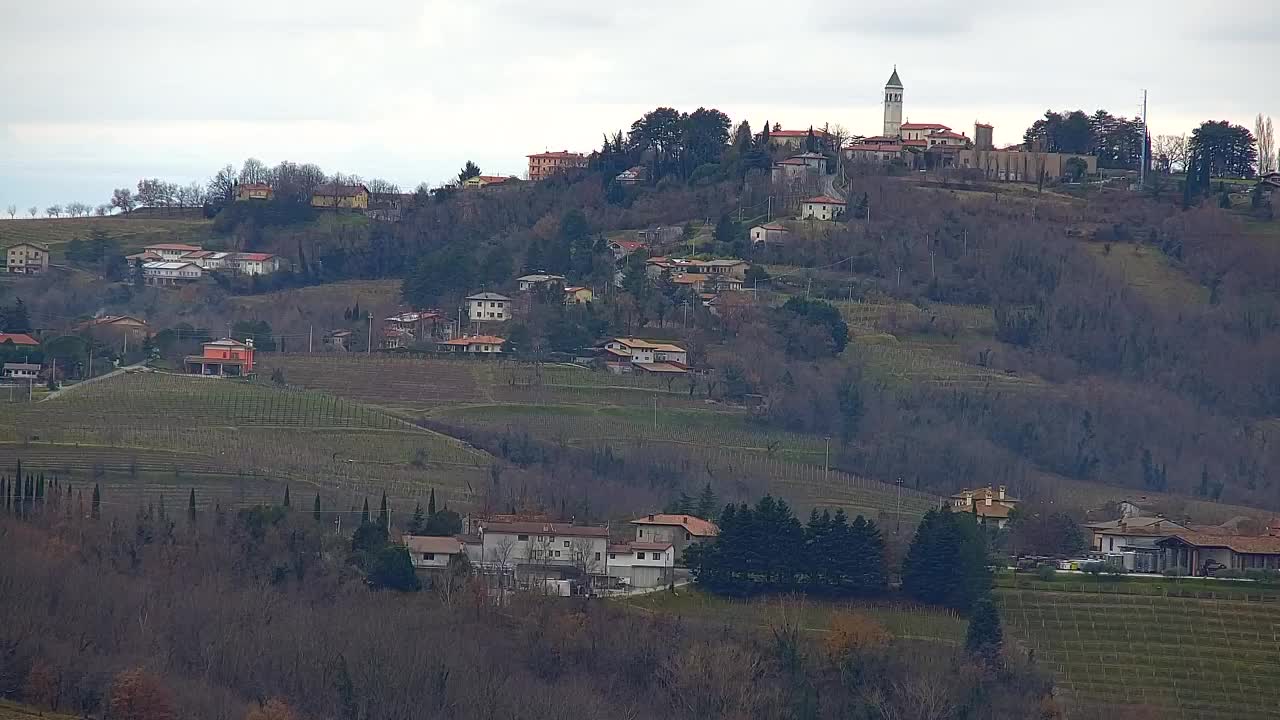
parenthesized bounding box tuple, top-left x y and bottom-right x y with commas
(308, 325, 313, 353)
(824, 437, 830, 485)
(366, 312, 372, 353)
(895, 476, 904, 535)
(652, 396, 657, 432)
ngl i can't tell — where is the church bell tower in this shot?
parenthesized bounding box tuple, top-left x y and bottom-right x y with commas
(883, 66, 903, 138)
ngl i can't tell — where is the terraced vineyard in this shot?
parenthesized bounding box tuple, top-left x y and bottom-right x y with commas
(13, 372, 492, 509)
(999, 587, 1280, 719)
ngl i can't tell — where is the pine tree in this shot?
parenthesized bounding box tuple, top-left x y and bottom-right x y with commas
(409, 502, 426, 535)
(694, 483, 718, 520)
(902, 508, 990, 611)
(188, 489, 197, 523)
(313, 493, 322, 522)
(427, 488, 437, 518)
(361, 498, 370, 525)
(378, 492, 389, 530)
(91, 483, 101, 519)
(965, 597, 1004, 664)
(283, 485, 291, 508)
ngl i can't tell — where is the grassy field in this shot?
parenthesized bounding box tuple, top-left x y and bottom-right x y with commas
(1083, 242, 1209, 307)
(0, 215, 217, 261)
(0, 700, 76, 720)
(620, 588, 966, 644)
(229, 279, 403, 314)
(999, 586, 1280, 719)
(10, 372, 492, 509)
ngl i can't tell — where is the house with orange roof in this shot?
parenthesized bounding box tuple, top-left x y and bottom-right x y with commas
(439, 335, 505, 354)
(0, 333, 39, 347)
(1158, 523, 1280, 576)
(184, 338, 255, 377)
(899, 123, 952, 142)
(801, 195, 846, 221)
(766, 127, 834, 151)
(950, 485, 1019, 529)
(236, 183, 273, 201)
(462, 175, 516, 190)
(563, 286, 594, 304)
(630, 513, 719, 561)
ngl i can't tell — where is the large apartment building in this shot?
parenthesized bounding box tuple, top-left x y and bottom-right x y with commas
(526, 151, 587, 182)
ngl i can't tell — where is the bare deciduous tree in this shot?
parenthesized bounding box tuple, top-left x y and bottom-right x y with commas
(46, 205, 62, 218)
(111, 188, 136, 214)
(95, 204, 110, 217)
(239, 157, 270, 185)
(27, 206, 37, 218)
(5, 204, 15, 219)
(1257, 114, 1275, 174)
(1152, 134, 1188, 174)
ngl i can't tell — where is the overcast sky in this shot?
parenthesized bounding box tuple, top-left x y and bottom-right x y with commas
(1, 0, 1276, 211)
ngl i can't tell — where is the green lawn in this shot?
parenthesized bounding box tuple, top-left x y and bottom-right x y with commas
(1083, 242, 1209, 307)
(0, 215, 217, 261)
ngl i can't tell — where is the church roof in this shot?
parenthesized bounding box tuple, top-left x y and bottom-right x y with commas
(886, 67, 903, 88)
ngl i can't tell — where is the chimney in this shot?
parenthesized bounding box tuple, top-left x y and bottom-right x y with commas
(998, 485, 1006, 501)
(985, 495, 993, 507)
(648, 514, 655, 521)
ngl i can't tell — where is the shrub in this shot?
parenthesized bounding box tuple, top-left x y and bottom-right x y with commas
(1101, 562, 1127, 578)
(1215, 569, 1243, 579)
(824, 611, 890, 663)
(1162, 568, 1184, 578)
(1035, 564, 1057, 581)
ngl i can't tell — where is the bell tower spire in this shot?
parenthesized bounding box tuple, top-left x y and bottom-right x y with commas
(883, 66, 904, 138)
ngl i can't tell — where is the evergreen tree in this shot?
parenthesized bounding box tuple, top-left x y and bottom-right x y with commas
(188, 489, 197, 523)
(409, 502, 426, 535)
(313, 493, 322, 522)
(427, 487, 437, 518)
(369, 546, 421, 592)
(360, 498, 370, 525)
(965, 597, 1004, 664)
(694, 483, 718, 520)
(1, 477, 7, 513)
(902, 507, 990, 611)
(283, 485, 291, 508)
(91, 483, 101, 519)
(377, 492, 389, 530)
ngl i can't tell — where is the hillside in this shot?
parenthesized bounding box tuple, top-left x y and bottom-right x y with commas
(0, 214, 216, 260)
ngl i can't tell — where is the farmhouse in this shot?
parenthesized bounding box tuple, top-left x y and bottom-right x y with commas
(2, 363, 41, 381)
(324, 329, 354, 351)
(462, 175, 516, 190)
(630, 513, 719, 561)
(604, 338, 688, 374)
(608, 239, 645, 260)
(606, 542, 675, 589)
(801, 195, 846, 221)
(950, 485, 1019, 529)
(466, 292, 511, 322)
(142, 261, 204, 286)
(383, 311, 444, 345)
(236, 183, 273, 201)
(1158, 529, 1280, 576)
(403, 535, 466, 571)
(311, 183, 370, 210)
(184, 338, 256, 377)
(5, 242, 50, 274)
(470, 520, 610, 589)
(231, 252, 283, 275)
(439, 335, 505, 354)
(74, 315, 150, 342)
(563, 286, 594, 304)
(750, 222, 790, 244)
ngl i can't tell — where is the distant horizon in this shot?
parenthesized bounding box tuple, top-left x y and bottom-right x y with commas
(2, 0, 1274, 209)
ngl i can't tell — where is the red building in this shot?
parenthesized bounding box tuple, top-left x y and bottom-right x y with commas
(185, 338, 255, 377)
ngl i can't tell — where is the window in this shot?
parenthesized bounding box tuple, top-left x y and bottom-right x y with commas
(637, 552, 648, 560)
(609, 553, 616, 560)
(423, 553, 435, 561)
(518, 534, 529, 541)
(594, 552, 601, 561)
(563, 540, 570, 548)
(554, 550, 561, 558)
(638, 528, 644, 538)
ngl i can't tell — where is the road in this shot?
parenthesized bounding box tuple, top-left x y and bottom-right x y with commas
(40, 362, 149, 402)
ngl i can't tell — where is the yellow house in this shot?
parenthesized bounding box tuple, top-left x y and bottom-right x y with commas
(311, 183, 370, 210)
(236, 183, 273, 201)
(564, 286, 594, 304)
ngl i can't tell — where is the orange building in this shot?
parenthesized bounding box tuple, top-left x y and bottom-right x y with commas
(527, 151, 587, 181)
(185, 338, 256, 376)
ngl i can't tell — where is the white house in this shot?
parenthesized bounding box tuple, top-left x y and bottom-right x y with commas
(516, 273, 566, 292)
(2, 363, 40, 381)
(604, 338, 688, 368)
(5, 242, 50, 274)
(606, 541, 675, 588)
(801, 195, 846, 221)
(1085, 515, 1187, 572)
(472, 520, 611, 588)
(403, 535, 466, 570)
(142, 261, 204, 286)
(230, 252, 283, 275)
(630, 513, 719, 561)
(750, 223, 790, 244)
(466, 293, 511, 322)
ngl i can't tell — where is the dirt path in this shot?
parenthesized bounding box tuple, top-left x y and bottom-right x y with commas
(40, 363, 149, 402)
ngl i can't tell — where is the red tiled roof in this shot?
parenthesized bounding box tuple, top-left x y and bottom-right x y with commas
(902, 139, 928, 147)
(932, 131, 967, 140)
(235, 253, 275, 262)
(475, 175, 510, 183)
(145, 243, 202, 251)
(609, 541, 673, 553)
(1160, 532, 1280, 554)
(0, 333, 38, 346)
(631, 513, 719, 537)
(442, 335, 506, 346)
(847, 143, 903, 152)
(803, 195, 846, 205)
(527, 150, 585, 159)
(901, 123, 951, 130)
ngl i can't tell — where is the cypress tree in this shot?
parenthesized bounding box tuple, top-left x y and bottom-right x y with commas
(188, 489, 197, 523)
(0, 477, 6, 512)
(965, 597, 1004, 665)
(313, 493, 322, 522)
(361, 498, 370, 525)
(91, 483, 101, 519)
(283, 485, 291, 508)
(694, 483, 718, 520)
(409, 502, 426, 535)
(427, 488, 437, 518)
(378, 492, 389, 530)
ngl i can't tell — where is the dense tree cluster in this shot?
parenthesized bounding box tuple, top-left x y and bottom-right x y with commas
(1022, 109, 1148, 169)
(688, 496, 888, 597)
(902, 507, 991, 612)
